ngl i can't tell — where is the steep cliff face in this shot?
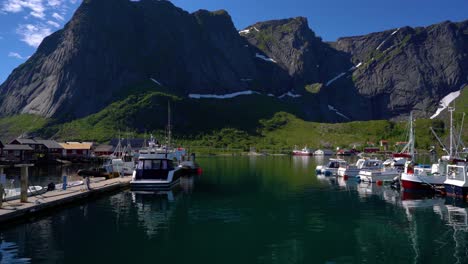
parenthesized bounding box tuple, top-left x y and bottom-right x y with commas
(242, 18, 468, 120)
(0, 0, 289, 119)
(0, 0, 467, 123)
(333, 20, 468, 118)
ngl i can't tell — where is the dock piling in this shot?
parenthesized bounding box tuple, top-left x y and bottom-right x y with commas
(15, 164, 34, 203)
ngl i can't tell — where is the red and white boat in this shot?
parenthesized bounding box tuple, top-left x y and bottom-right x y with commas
(401, 161, 447, 191)
(401, 106, 465, 191)
(292, 146, 313, 156)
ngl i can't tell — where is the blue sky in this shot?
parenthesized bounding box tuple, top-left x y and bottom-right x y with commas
(0, 0, 467, 84)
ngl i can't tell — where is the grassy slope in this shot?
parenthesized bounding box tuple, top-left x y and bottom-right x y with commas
(0, 114, 49, 142)
(0, 88, 465, 154)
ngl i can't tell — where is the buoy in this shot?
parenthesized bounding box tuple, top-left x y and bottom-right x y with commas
(343, 175, 349, 180)
(197, 167, 203, 175)
(377, 180, 383, 186)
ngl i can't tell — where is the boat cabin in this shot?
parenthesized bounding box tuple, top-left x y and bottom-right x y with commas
(135, 157, 175, 180)
(326, 159, 347, 169)
(356, 159, 383, 169)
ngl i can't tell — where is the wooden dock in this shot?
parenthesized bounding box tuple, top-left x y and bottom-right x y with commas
(0, 176, 132, 225)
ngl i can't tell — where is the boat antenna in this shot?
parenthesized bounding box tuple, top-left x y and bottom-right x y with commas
(455, 112, 466, 157)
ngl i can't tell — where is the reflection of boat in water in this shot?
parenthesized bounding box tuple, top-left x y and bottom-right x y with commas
(131, 190, 180, 237)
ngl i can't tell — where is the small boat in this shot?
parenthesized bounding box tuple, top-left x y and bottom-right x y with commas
(131, 136, 185, 190)
(3, 186, 46, 202)
(315, 159, 347, 176)
(358, 167, 401, 183)
(444, 164, 468, 198)
(337, 158, 383, 178)
(130, 154, 184, 190)
(292, 146, 313, 156)
(314, 149, 334, 156)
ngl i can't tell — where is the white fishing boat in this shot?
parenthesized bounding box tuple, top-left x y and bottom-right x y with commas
(402, 107, 466, 191)
(130, 153, 184, 190)
(337, 158, 383, 178)
(103, 138, 135, 175)
(292, 146, 313, 156)
(315, 158, 347, 176)
(3, 186, 46, 202)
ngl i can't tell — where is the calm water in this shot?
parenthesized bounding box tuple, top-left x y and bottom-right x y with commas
(1, 156, 468, 264)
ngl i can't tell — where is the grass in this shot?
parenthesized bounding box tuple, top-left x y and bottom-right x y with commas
(0, 114, 50, 142)
(305, 83, 322, 94)
(0, 87, 465, 156)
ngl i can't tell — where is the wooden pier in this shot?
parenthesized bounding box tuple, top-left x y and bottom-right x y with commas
(0, 176, 132, 225)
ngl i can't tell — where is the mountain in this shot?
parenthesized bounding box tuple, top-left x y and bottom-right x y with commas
(0, 0, 467, 126)
(0, 0, 290, 119)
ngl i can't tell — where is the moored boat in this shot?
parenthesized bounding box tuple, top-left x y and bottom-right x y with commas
(337, 158, 383, 178)
(130, 153, 184, 190)
(292, 146, 313, 156)
(401, 161, 447, 192)
(315, 158, 347, 176)
(3, 186, 46, 202)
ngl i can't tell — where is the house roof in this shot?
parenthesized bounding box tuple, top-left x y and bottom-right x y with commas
(59, 142, 93, 150)
(94, 144, 114, 152)
(11, 138, 40, 145)
(35, 140, 63, 149)
(4, 144, 33, 151)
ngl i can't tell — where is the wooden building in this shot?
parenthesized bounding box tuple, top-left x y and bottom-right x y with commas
(59, 142, 94, 158)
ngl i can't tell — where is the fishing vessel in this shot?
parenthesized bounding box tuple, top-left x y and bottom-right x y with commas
(315, 158, 347, 176)
(337, 158, 383, 178)
(402, 107, 466, 191)
(103, 138, 135, 175)
(292, 146, 313, 156)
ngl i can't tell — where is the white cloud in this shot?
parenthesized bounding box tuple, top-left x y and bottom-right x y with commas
(47, 20, 59, 27)
(2, 0, 47, 19)
(16, 23, 52, 47)
(52, 12, 63, 20)
(8, 51, 25, 59)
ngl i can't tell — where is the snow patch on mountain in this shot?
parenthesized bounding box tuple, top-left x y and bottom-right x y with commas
(189, 90, 260, 99)
(328, 105, 350, 120)
(430, 86, 464, 119)
(278, 91, 302, 99)
(150, 78, 162, 86)
(255, 53, 277, 63)
(326, 72, 346, 86)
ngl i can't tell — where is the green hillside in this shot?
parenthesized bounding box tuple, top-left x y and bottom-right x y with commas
(0, 87, 465, 155)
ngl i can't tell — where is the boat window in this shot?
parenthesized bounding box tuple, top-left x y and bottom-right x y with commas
(137, 161, 144, 170)
(162, 160, 168, 170)
(144, 160, 152, 170)
(152, 160, 162, 170)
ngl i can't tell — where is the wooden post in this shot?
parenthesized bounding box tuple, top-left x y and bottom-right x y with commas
(15, 164, 34, 203)
(0, 166, 6, 208)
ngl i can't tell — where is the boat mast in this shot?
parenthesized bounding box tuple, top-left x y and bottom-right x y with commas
(168, 101, 172, 148)
(409, 112, 415, 158)
(449, 106, 455, 158)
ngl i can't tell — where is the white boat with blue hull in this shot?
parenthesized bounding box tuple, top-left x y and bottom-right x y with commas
(131, 154, 184, 190)
(444, 164, 468, 198)
(315, 159, 347, 176)
(337, 158, 383, 178)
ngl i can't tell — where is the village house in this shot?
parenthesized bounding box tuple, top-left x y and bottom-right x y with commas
(59, 142, 94, 158)
(10, 138, 64, 161)
(2, 144, 34, 163)
(94, 145, 115, 157)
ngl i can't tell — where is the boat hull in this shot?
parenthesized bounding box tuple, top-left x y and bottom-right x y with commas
(400, 173, 445, 191)
(131, 177, 181, 191)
